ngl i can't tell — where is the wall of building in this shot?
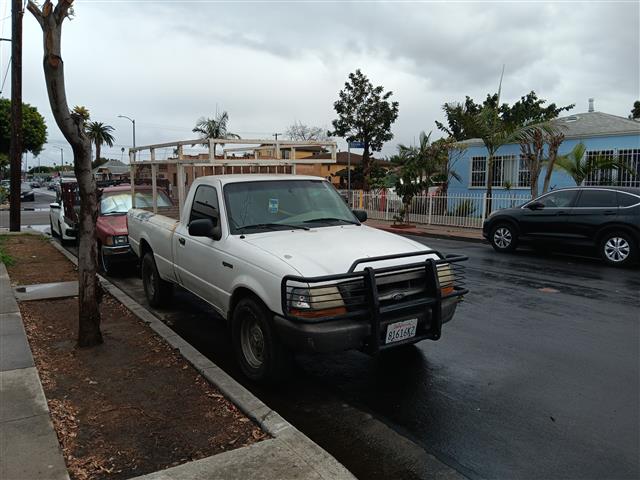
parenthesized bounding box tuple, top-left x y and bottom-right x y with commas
(448, 134, 640, 195)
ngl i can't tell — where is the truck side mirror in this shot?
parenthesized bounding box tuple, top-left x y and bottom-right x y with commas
(188, 216, 222, 241)
(50, 202, 61, 209)
(527, 201, 544, 210)
(352, 209, 367, 222)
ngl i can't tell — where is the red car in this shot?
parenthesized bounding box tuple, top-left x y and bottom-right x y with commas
(97, 185, 173, 273)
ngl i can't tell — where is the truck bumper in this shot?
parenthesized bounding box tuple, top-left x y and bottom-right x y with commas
(273, 297, 459, 354)
(101, 245, 136, 263)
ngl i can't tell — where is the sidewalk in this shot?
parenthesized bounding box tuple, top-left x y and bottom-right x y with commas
(366, 219, 484, 243)
(0, 234, 356, 480)
(0, 263, 69, 480)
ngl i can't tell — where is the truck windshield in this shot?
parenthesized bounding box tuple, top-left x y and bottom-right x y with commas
(101, 190, 172, 215)
(224, 180, 359, 234)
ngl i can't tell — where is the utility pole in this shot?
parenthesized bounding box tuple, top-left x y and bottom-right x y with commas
(9, 0, 22, 231)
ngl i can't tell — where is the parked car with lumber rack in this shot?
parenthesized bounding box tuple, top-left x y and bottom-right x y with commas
(126, 138, 469, 382)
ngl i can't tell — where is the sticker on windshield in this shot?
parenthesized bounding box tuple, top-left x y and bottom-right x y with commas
(268, 198, 279, 214)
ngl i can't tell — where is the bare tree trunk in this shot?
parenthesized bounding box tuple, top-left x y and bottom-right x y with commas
(362, 141, 371, 191)
(542, 133, 564, 194)
(28, 0, 102, 347)
(485, 153, 494, 214)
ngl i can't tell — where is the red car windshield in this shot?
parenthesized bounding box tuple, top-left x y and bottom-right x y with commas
(101, 190, 172, 215)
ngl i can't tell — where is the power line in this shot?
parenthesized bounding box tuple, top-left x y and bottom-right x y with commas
(0, 55, 10, 94)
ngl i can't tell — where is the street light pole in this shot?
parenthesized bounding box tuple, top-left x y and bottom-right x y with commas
(118, 115, 136, 161)
(58, 147, 63, 168)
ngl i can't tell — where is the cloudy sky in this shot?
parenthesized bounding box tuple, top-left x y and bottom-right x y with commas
(2, 0, 639, 167)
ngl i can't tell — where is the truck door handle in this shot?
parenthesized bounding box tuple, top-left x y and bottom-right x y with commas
(178, 238, 186, 246)
(557, 211, 567, 215)
(604, 210, 616, 215)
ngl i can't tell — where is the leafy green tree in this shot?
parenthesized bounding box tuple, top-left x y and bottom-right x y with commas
(336, 163, 388, 190)
(28, 166, 54, 174)
(392, 132, 453, 224)
(0, 98, 48, 157)
(331, 69, 399, 190)
(193, 111, 240, 152)
(86, 121, 115, 162)
(436, 92, 573, 141)
(630, 101, 640, 120)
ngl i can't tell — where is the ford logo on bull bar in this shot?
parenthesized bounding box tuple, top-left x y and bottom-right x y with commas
(392, 292, 405, 301)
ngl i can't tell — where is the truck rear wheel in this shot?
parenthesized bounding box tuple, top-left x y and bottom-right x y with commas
(141, 252, 173, 307)
(232, 296, 291, 383)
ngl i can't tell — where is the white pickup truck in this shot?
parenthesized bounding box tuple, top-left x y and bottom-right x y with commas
(128, 175, 467, 382)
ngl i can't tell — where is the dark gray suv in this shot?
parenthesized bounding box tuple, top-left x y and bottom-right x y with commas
(482, 187, 640, 267)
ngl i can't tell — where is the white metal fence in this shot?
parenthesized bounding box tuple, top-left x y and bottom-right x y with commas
(347, 190, 532, 229)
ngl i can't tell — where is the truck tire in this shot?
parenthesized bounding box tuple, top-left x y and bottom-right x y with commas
(141, 252, 173, 307)
(489, 223, 518, 253)
(600, 231, 636, 267)
(232, 296, 291, 383)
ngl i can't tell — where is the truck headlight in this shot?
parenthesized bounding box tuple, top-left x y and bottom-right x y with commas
(106, 235, 129, 246)
(437, 264, 455, 296)
(289, 286, 346, 319)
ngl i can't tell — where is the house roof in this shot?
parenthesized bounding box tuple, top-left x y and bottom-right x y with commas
(309, 151, 388, 166)
(458, 111, 640, 147)
(97, 159, 129, 175)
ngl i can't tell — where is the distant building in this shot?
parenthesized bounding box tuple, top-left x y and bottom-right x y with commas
(448, 109, 640, 195)
(94, 159, 130, 181)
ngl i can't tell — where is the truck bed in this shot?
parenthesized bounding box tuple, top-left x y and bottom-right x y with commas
(137, 206, 181, 220)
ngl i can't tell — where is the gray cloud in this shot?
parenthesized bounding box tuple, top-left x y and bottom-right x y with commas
(8, 0, 639, 166)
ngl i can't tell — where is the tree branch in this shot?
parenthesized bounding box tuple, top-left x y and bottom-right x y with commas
(54, 0, 73, 25)
(26, 1, 44, 28)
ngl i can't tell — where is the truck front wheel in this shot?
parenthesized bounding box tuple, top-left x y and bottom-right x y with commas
(232, 297, 291, 383)
(141, 252, 173, 307)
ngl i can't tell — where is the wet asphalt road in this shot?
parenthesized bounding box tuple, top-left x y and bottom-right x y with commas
(64, 235, 638, 480)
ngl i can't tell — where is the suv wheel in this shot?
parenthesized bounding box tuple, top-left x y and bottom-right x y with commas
(490, 223, 518, 253)
(141, 252, 173, 307)
(232, 296, 291, 383)
(600, 232, 635, 267)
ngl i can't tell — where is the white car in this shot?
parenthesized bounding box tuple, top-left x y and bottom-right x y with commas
(128, 175, 467, 382)
(49, 188, 76, 243)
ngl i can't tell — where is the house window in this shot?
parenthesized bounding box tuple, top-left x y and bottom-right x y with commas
(491, 155, 517, 187)
(518, 155, 531, 188)
(617, 149, 640, 186)
(470, 156, 487, 187)
(584, 150, 615, 185)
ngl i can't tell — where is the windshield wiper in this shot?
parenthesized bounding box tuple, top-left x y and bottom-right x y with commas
(303, 217, 359, 225)
(237, 223, 310, 232)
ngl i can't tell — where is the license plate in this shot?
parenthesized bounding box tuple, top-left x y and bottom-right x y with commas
(385, 318, 418, 344)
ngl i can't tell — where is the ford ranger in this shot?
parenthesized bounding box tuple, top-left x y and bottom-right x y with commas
(127, 175, 467, 382)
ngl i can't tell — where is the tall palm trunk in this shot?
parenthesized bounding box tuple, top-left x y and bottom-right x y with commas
(95, 141, 101, 162)
(28, 0, 102, 347)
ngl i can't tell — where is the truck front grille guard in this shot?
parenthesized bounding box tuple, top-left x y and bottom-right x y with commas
(280, 250, 468, 352)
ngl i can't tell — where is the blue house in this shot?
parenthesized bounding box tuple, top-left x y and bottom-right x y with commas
(448, 109, 640, 198)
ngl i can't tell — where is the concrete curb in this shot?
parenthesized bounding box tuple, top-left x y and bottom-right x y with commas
(48, 239, 355, 480)
(0, 263, 70, 480)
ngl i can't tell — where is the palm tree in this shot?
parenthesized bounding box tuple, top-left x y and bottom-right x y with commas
(554, 142, 622, 186)
(192, 111, 240, 152)
(86, 121, 115, 162)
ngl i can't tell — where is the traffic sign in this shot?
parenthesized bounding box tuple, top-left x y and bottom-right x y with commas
(348, 141, 365, 149)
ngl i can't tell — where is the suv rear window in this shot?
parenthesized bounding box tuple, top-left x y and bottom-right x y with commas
(617, 192, 640, 207)
(575, 190, 617, 208)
